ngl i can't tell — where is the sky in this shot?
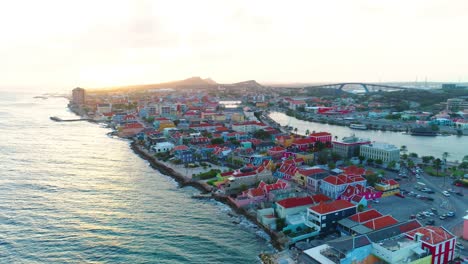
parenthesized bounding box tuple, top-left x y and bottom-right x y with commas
(1, 0, 468, 90)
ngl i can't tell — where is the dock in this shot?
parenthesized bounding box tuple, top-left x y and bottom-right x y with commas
(50, 116, 97, 123)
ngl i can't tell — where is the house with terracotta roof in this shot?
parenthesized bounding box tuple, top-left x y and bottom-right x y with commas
(320, 174, 367, 199)
(291, 138, 315, 152)
(406, 226, 457, 264)
(275, 134, 295, 148)
(306, 200, 357, 233)
(294, 167, 328, 189)
(275, 196, 316, 219)
(274, 158, 304, 180)
(338, 184, 382, 203)
(337, 209, 384, 235)
(230, 179, 290, 208)
(216, 164, 273, 192)
(362, 215, 399, 231)
(118, 122, 144, 138)
(375, 178, 400, 197)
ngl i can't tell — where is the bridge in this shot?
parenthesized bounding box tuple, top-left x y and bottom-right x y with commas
(305, 82, 425, 93)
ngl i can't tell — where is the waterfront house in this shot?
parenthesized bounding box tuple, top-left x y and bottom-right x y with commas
(152, 142, 175, 153)
(118, 122, 144, 138)
(276, 196, 316, 219)
(306, 200, 357, 233)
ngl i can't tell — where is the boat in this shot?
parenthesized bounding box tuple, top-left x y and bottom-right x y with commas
(50, 116, 61, 122)
(410, 127, 437, 136)
(349, 123, 368, 130)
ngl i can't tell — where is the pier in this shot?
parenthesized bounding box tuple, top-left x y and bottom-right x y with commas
(50, 116, 97, 123)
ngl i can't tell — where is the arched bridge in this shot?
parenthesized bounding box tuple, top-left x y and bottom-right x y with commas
(305, 82, 422, 93)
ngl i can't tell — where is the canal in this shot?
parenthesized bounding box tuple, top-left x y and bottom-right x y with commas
(269, 112, 467, 162)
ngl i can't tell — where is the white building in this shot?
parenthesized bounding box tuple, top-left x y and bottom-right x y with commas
(152, 142, 174, 153)
(360, 142, 400, 163)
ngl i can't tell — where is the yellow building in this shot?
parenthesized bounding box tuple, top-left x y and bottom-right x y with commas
(231, 113, 245, 122)
(375, 179, 400, 197)
(275, 135, 295, 148)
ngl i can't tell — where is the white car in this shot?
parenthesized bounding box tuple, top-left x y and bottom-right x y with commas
(442, 191, 450, 197)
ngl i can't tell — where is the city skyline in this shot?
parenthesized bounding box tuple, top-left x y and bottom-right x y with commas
(1, 0, 468, 89)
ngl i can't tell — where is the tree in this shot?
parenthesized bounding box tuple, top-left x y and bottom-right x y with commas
(315, 141, 326, 152)
(317, 151, 329, 165)
(407, 159, 415, 168)
(365, 173, 380, 187)
(433, 158, 442, 177)
(211, 138, 225, 145)
(375, 159, 383, 166)
(253, 129, 270, 140)
(422, 156, 432, 165)
(305, 129, 310, 136)
(328, 161, 336, 170)
(459, 162, 468, 173)
(367, 158, 374, 166)
(387, 160, 397, 169)
(358, 155, 365, 164)
(331, 152, 342, 163)
(401, 154, 408, 160)
(239, 184, 249, 192)
(357, 204, 365, 212)
(276, 218, 286, 231)
(400, 145, 408, 155)
(293, 127, 298, 135)
(409, 153, 418, 158)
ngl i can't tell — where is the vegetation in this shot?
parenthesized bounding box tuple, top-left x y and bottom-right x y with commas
(364, 173, 380, 187)
(253, 129, 271, 140)
(210, 138, 225, 145)
(194, 169, 221, 180)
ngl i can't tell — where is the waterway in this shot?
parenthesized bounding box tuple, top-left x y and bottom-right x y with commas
(0, 91, 271, 263)
(269, 112, 467, 162)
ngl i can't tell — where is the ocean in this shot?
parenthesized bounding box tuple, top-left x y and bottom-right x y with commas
(0, 91, 272, 263)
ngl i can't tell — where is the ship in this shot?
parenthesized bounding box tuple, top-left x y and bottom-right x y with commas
(410, 127, 437, 136)
(349, 123, 368, 130)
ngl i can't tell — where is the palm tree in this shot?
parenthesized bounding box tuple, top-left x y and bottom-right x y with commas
(294, 127, 298, 135)
(400, 145, 408, 155)
(305, 129, 310, 136)
(433, 158, 442, 177)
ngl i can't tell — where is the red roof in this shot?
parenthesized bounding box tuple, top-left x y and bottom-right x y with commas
(310, 132, 331, 137)
(406, 226, 455, 245)
(268, 146, 286, 152)
(173, 145, 189, 151)
(249, 188, 264, 197)
(292, 138, 315, 145)
(309, 200, 356, 214)
(349, 209, 383, 223)
(297, 168, 326, 177)
(363, 215, 399, 230)
(323, 175, 347, 185)
(277, 196, 314, 209)
(310, 194, 331, 204)
(123, 123, 143, 129)
(343, 165, 366, 176)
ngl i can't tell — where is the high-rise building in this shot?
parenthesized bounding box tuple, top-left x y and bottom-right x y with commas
(72, 87, 85, 105)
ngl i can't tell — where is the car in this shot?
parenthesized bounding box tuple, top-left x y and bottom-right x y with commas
(442, 191, 451, 197)
(394, 178, 401, 181)
(416, 175, 421, 179)
(456, 243, 465, 249)
(426, 220, 435, 225)
(447, 211, 455, 217)
(439, 215, 446, 220)
(416, 194, 422, 198)
(455, 192, 464, 196)
(402, 175, 409, 178)
(426, 190, 435, 194)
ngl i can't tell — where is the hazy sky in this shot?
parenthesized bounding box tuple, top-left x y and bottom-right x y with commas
(1, 0, 468, 89)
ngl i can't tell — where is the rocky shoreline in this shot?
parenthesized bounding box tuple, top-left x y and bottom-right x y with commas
(129, 141, 284, 252)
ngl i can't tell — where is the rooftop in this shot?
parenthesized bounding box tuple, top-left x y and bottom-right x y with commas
(277, 196, 314, 209)
(406, 226, 454, 245)
(309, 200, 356, 215)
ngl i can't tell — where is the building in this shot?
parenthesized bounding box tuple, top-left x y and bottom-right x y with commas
(360, 142, 400, 163)
(446, 98, 468, 111)
(152, 142, 175, 153)
(306, 200, 357, 233)
(276, 196, 316, 219)
(309, 132, 332, 144)
(72, 87, 85, 105)
(294, 167, 328, 190)
(96, 103, 112, 114)
(320, 174, 367, 199)
(406, 226, 457, 264)
(332, 135, 371, 159)
(375, 179, 400, 197)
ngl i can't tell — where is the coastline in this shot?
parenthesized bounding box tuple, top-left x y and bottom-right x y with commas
(129, 141, 284, 251)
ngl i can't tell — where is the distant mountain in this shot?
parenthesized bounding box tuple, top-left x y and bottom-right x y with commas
(89, 77, 218, 92)
(228, 80, 263, 88)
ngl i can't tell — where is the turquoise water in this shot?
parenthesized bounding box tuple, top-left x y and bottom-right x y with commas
(0, 91, 271, 263)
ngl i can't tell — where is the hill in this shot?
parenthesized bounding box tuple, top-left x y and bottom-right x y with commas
(88, 77, 218, 93)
